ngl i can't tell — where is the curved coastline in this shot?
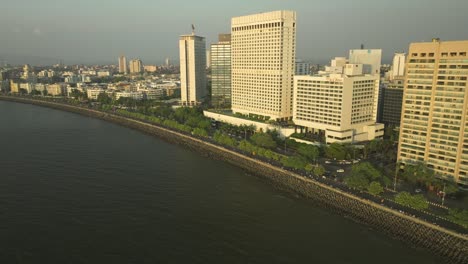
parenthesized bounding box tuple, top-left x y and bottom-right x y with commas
(1, 95, 467, 263)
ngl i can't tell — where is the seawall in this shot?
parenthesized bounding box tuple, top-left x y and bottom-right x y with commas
(1, 96, 467, 263)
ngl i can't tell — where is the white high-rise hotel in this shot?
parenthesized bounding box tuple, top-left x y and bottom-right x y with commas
(231, 11, 296, 120)
(293, 54, 384, 144)
(179, 33, 207, 106)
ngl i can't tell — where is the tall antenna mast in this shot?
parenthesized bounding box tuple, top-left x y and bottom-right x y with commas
(191, 24, 195, 35)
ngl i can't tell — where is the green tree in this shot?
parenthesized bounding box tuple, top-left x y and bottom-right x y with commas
(70, 89, 86, 100)
(325, 143, 347, 160)
(97, 92, 112, 104)
(250, 132, 277, 149)
(192, 128, 208, 137)
(30, 90, 41, 95)
(401, 162, 435, 187)
(344, 174, 369, 190)
(352, 162, 382, 182)
(313, 165, 326, 176)
(305, 164, 314, 172)
(382, 176, 392, 188)
(213, 131, 237, 147)
(297, 145, 320, 163)
(395, 192, 428, 210)
(443, 181, 459, 195)
(42, 89, 48, 96)
(447, 209, 468, 228)
(281, 156, 307, 170)
(368, 181, 384, 196)
(344, 162, 382, 190)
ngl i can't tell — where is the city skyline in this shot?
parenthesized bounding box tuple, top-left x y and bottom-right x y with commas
(2, 0, 468, 65)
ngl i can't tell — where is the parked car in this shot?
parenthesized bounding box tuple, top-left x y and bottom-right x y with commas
(325, 160, 331, 164)
(415, 188, 422, 193)
(337, 169, 345, 173)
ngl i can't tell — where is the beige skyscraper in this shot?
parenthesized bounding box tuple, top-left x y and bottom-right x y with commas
(398, 39, 468, 187)
(118, 55, 127, 74)
(129, 59, 143, 74)
(179, 33, 207, 106)
(231, 10, 296, 121)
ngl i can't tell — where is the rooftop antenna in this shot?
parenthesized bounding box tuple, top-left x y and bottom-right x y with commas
(191, 24, 195, 35)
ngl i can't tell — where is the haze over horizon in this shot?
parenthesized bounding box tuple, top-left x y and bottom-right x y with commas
(1, 0, 468, 66)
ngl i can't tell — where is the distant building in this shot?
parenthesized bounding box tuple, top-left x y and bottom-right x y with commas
(20, 83, 34, 93)
(381, 78, 404, 127)
(87, 88, 105, 100)
(293, 58, 384, 144)
(47, 83, 66, 96)
(118, 55, 127, 74)
(165, 58, 170, 67)
(231, 10, 296, 120)
(381, 53, 407, 126)
(295, 59, 311, 75)
(34, 83, 46, 93)
(97, 71, 111, 77)
(391, 53, 406, 79)
(0, 71, 9, 92)
(398, 39, 468, 187)
(143, 65, 157, 72)
(115, 91, 143, 100)
(139, 88, 165, 100)
(206, 49, 211, 68)
(65, 75, 81, 84)
(349, 49, 382, 75)
(211, 33, 231, 107)
(22, 64, 32, 79)
(129, 59, 143, 74)
(179, 33, 207, 106)
(10, 80, 19, 93)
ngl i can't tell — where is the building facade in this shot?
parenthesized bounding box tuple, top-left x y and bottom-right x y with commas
(295, 59, 311, 75)
(397, 39, 468, 187)
(231, 10, 296, 120)
(129, 59, 143, 74)
(179, 34, 207, 106)
(349, 49, 382, 75)
(392, 53, 406, 79)
(118, 55, 127, 74)
(47, 84, 65, 96)
(293, 60, 384, 144)
(87, 88, 105, 100)
(115, 91, 143, 100)
(210, 34, 232, 107)
(381, 78, 404, 127)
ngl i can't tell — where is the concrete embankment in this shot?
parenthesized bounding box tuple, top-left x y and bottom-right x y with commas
(1, 96, 467, 263)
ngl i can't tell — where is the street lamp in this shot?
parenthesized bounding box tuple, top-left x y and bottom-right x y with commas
(441, 182, 446, 206)
(393, 162, 400, 192)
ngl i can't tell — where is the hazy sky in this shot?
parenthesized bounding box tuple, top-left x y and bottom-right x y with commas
(1, 0, 467, 65)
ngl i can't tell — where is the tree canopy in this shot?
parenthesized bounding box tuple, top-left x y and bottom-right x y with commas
(297, 144, 320, 162)
(395, 192, 429, 210)
(344, 162, 382, 190)
(368, 181, 384, 196)
(325, 143, 347, 160)
(447, 209, 468, 228)
(250, 133, 277, 149)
